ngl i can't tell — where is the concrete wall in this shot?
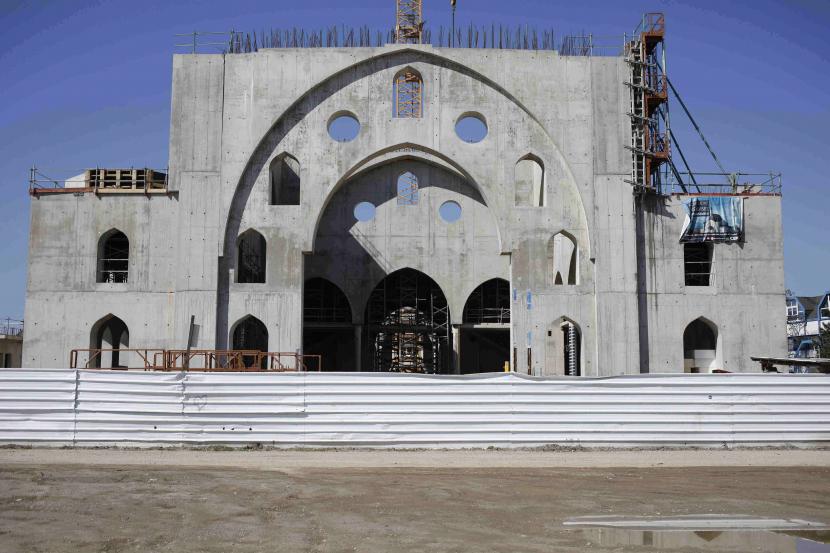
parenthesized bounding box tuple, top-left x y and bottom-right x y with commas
(22, 44, 786, 373)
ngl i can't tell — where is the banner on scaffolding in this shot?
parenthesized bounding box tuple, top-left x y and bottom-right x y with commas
(680, 196, 743, 243)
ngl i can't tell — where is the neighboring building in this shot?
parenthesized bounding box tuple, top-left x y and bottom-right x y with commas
(787, 290, 830, 358)
(0, 319, 23, 368)
(22, 13, 787, 374)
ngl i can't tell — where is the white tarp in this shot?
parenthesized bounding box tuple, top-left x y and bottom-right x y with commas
(1, 370, 828, 447)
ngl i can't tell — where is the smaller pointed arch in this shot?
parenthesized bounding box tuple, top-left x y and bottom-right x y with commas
(270, 153, 301, 205)
(90, 314, 130, 368)
(683, 317, 720, 372)
(545, 316, 581, 376)
(396, 170, 419, 205)
(304, 278, 353, 323)
(549, 231, 578, 286)
(232, 315, 269, 369)
(393, 67, 423, 118)
(97, 229, 129, 283)
(515, 154, 545, 207)
(237, 229, 266, 283)
(463, 278, 510, 324)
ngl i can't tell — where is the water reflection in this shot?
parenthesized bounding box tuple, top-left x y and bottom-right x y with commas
(580, 528, 830, 552)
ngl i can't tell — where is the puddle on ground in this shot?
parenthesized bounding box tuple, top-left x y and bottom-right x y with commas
(564, 516, 830, 552)
(577, 528, 830, 552)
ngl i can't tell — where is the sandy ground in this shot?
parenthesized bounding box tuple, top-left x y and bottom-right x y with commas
(0, 449, 828, 552)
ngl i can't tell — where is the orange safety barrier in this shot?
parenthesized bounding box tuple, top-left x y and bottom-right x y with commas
(69, 348, 321, 372)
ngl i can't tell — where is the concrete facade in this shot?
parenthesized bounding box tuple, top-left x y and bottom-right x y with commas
(23, 44, 787, 373)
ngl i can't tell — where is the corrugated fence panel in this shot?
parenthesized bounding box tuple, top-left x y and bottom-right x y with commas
(75, 370, 184, 443)
(0, 369, 76, 442)
(1, 370, 829, 447)
(180, 372, 305, 443)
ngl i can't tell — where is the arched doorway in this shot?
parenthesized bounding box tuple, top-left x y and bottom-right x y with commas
(683, 317, 719, 372)
(232, 316, 268, 369)
(364, 268, 450, 374)
(90, 314, 129, 368)
(303, 278, 354, 371)
(544, 317, 582, 376)
(460, 278, 510, 374)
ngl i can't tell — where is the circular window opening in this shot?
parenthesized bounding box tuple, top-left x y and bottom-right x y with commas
(455, 113, 488, 143)
(354, 201, 376, 222)
(439, 201, 462, 223)
(328, 112, 361, 142)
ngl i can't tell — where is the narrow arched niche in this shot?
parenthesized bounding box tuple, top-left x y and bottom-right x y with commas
(515, 155, 545, 207)
(549, 232, 578, 286)
(236, 229, 266, 284)
(270, 153, 300, 205)
(97, 229, 129, 283)
(393, 68, 423, 118)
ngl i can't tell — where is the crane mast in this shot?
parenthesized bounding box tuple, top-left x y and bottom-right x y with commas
(396, 0, 423, 44)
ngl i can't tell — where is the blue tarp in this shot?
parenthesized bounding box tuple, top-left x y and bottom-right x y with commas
(680, 196, 743, 243)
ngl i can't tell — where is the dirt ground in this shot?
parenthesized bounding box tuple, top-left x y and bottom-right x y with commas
(0, 449, 828, 553)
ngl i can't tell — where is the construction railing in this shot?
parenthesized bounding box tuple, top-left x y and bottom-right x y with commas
(664, 172, 783, 196)
(29, 167, 168, 196)
(69, 349, 167, 370)
(69, 349, 321, 372)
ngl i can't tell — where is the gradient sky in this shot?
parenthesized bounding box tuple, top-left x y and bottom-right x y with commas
(1, 0, 828, 319)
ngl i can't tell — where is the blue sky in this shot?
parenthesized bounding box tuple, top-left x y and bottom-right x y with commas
(1, 0, 828, 318)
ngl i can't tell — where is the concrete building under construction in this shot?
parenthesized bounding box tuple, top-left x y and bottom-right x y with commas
(22, 7, 787, 374)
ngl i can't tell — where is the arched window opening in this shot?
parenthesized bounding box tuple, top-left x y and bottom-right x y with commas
(237, 230, 266, 283)
(232, 316, 268, 369)
(684, 243, 713, 286)
(396, 171, 419, 205)
(683, 318, 719, 373)
(303, 278, 354, 372)
(270, 154, 300, 205)
(545, 317, 581, 376)
(90, 314, 129, 368)
(463, 279, 510, 325)
(97, 230, 129, 283)
(304, 278, 352, 323)
(515, 156, 545, 207)
(460, 278, 511, 374)
(394, 69, 423, 118)
(365, 269, 449, 374)
(551, 232, 578, 285)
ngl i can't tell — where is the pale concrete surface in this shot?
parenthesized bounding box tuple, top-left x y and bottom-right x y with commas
(23, 43, 786, 374)
(0, 447, 828, 470)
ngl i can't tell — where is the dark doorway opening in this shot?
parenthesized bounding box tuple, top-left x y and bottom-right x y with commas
(303, 278, 354, 371)
(460, 278, 511, 373)
(232, 316, 268, 369)
(365, 269, 450, 374)
(90, 315, 129, 368)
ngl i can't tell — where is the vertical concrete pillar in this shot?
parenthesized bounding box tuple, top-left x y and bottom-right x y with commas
(452, 325, 461, 374)
(354, 325, 362, 372)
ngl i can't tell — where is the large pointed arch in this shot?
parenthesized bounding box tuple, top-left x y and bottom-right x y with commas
(363, 268, 449, 374)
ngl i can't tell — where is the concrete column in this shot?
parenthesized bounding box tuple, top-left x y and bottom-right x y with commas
(354, 325, 362, 372)
(452, 326, 461, 374)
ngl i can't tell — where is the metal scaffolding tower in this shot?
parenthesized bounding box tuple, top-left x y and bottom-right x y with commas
(396, 0, 423, 44)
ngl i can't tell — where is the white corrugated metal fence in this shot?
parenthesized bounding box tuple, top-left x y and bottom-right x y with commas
(1, 370, 828, 447)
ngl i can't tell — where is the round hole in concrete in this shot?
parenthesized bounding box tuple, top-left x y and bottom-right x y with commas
(439, 200, 462, 223)
(455, 113, 488, 143)
(354, 201, 376, 222)
(328, 112, 361, 142)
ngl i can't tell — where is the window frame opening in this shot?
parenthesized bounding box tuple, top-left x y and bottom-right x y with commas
(393, 69, 423, 118)
(396, 171, 419, 206)
(269, 153, 301, 206)
(97, 229, 129, 284)
(684, 243, 713, 287)
(514, 155, 545, 207)
(550, 232, 578, 286)
(236, 229, 267, 284)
